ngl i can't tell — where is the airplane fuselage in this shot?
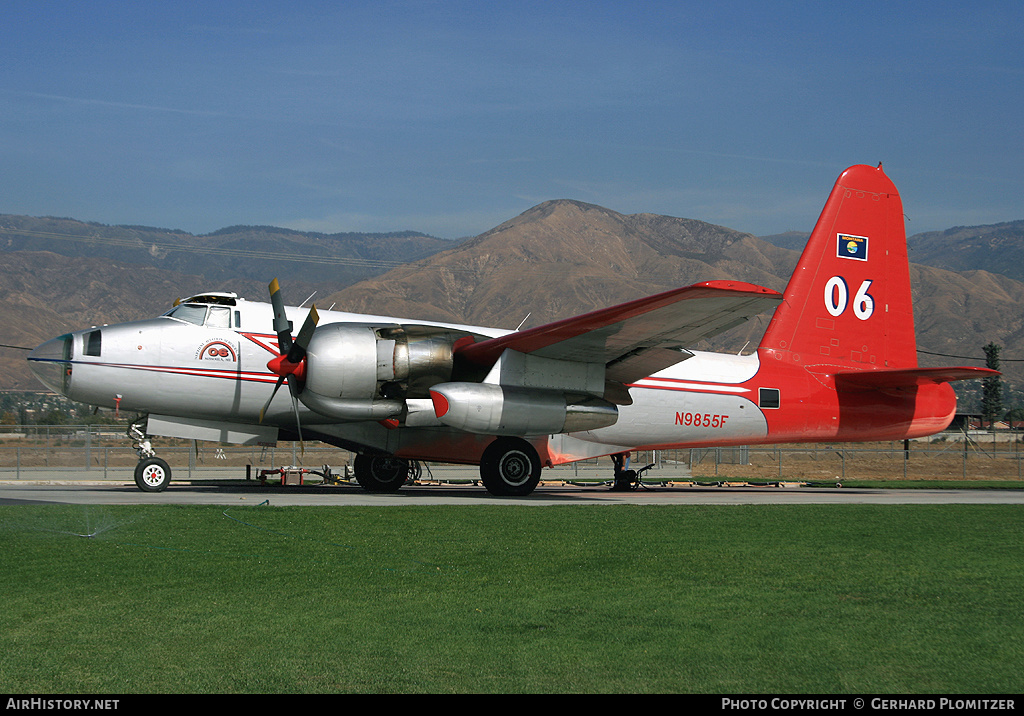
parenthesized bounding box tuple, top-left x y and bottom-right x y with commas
(29, 293, 958, 470)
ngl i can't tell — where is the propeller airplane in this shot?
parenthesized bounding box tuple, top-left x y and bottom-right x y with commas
(27, 164, 996, 495)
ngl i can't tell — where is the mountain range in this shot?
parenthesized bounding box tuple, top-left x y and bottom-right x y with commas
(2, 205, 1022, 412)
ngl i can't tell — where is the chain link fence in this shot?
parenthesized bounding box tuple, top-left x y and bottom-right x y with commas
(0, 425, 1021, 482)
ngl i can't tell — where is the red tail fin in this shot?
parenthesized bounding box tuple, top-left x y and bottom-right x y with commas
(759, 164, 917, 371)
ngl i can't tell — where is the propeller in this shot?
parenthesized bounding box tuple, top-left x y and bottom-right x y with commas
(260, 279, 320, 445)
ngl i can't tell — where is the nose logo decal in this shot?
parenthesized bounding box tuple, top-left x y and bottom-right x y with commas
(196, 340, 238, 362)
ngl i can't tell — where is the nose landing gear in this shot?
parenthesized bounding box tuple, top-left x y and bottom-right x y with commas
(129, 420, 172, 492)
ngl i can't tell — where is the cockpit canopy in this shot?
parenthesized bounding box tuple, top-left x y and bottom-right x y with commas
(175, 291, 238, 307)
(164, 292, 241, 328)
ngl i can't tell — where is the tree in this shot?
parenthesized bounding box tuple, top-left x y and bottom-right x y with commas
(981, 342, 1003, 428)
(1004, 407, 1024, 425)
(40, 409, 70, 425)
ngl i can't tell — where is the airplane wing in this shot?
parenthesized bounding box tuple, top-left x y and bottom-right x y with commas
(455, 280, 783, 384)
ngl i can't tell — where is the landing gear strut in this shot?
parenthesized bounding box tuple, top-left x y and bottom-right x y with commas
(129, 420, 172, 492)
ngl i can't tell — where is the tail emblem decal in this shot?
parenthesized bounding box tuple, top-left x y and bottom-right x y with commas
(837, 233, 869, 261)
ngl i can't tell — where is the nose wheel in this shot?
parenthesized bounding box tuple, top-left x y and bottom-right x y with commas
(134, 457, 172, 492)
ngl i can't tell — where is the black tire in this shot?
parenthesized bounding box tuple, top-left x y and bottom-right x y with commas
(353, 453, 410, 493)
(134, 457, 172, 492)
(480, 438, 542, 497)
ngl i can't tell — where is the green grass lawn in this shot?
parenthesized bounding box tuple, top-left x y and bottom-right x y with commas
(1, 504, 1022, 693)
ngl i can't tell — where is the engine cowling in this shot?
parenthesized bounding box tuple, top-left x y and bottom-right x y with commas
(299, 323, 480, 421)
(429, 382, 619, 436)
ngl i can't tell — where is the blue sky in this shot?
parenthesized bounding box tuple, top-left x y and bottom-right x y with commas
(2, 1, 1021, 239)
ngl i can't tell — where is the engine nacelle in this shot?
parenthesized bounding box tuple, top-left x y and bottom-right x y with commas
(300, 322, 480, 420)
(429, 382, 619, 436)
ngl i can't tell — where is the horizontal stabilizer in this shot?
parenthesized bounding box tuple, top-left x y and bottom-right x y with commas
(835, 366, 998, 391)
(455, 280, 782, 383)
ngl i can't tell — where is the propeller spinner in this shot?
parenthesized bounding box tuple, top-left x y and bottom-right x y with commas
(260, 278, 320, 431)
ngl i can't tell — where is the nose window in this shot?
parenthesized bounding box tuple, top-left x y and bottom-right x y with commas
(84, 330, 102, 357)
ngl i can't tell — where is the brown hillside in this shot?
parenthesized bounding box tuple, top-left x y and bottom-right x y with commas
(324, 200, 796, 335)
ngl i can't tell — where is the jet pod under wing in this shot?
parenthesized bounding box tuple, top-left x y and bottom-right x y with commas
(454, 280, 783, 384)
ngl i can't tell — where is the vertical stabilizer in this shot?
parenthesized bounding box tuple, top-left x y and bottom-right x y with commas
(759, 164, 917, 371)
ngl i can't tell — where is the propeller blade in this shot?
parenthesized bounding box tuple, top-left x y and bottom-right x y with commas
(259, 375, 287, 423)
(268, 278, 293, 355)
(287, 304, 319, 364)
(263, 280, 317, 449)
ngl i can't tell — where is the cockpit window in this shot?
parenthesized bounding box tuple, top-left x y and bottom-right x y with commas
(207, 306, 231, 329)
(166, 304, 208, 326)
(165, 303, 238, 329)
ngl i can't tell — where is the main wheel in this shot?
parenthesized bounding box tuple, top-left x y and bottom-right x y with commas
(134, 457, 172, 492)
(353, 453, 410, 493)
(480, 438, 542, 497)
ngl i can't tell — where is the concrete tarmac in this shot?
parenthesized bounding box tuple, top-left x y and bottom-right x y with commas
(2, 464, 1022, 506)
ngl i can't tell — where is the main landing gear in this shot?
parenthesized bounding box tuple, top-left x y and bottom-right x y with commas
(354, 438, 543, 497)
(479, 437, 542, 497)
(352, 453, 418, 493)
(129, 421, 172, 492)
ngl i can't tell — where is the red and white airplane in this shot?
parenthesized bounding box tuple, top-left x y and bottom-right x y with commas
(27, 164, 995, 494)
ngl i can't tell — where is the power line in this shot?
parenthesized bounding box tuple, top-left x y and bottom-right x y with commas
(917, 349, 1024, 363)
(0, 227, 420, 270)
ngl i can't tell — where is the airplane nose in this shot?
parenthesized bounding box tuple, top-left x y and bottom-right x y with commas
(27, 334, 73, 396)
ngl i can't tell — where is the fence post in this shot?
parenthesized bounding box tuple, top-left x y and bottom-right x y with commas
(904, 438, 909, 479)
(963, 438, 967, 480)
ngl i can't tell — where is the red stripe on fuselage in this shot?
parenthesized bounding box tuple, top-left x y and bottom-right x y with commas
(78, 361, 278, 384)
